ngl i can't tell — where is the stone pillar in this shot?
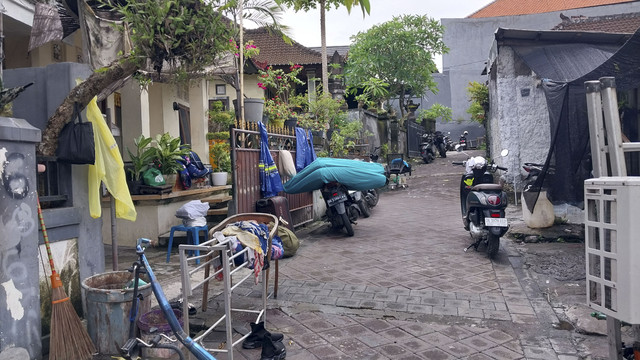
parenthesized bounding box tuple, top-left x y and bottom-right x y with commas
(0, 117, 42, 359)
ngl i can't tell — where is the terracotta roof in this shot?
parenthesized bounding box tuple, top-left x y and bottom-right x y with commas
(246, 28, 323, 68)
(553, 12, 640, 32)
(469, 0, 635, 18)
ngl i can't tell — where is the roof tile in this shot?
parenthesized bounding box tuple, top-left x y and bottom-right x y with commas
(553, 12, 640, 33)
(246, 28, 323, 67)
(469, 0, 635, 18)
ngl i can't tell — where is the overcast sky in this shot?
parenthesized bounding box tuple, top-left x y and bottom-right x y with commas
(277, 0, 494, 70)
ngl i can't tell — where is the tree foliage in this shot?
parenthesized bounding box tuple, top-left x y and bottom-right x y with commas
(466, 81, 489, 125)
(39, 0, 236, 156)
(344, 14, 448, 118)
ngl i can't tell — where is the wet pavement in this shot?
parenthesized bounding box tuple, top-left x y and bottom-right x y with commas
(102, 150, 620, 360)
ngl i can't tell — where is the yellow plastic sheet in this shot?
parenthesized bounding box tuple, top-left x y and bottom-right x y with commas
(87, 97, 137, 221)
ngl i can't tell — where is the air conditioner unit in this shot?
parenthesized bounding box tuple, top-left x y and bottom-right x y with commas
(584, 177, 640, 323)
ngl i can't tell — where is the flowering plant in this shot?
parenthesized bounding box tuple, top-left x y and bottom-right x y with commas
(257, 64, 304, 104)
(264, 97, 295, 127)
(229, 38, 260, 59)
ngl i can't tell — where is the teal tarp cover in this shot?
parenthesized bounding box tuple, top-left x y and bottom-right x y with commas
(283, 158, 387, 194)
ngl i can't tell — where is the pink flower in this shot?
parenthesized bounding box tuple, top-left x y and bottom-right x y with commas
(229, 38, 234, 43)
(276, 76, 282, 79)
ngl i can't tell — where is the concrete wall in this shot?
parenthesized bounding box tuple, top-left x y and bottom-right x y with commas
(0, 117, 43, 360)
(488, 46, 551, 188)
(442, 1, 640, 124)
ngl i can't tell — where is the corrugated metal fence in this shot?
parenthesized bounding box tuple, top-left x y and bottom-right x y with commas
(230, 124, 314, 228)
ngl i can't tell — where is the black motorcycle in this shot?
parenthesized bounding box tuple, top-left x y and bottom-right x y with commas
(444, 132, 455, 151)
(321, 182, 361, 236)
(420, 133, 436, 164)
(458, 132, 468, 151)
(433, 131, 447, 158)
(452, 150, 509, 258)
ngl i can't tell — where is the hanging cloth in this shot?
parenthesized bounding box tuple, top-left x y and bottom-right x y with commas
(87, 97, 137, 221)
(259, 122, 284, 198)
(295, 127, 316, 172)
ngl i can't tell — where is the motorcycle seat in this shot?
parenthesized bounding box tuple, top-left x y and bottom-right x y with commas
(471, 183, 502, 191)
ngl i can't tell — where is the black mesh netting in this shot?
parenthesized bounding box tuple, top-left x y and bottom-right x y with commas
(513, 27, 640, 212)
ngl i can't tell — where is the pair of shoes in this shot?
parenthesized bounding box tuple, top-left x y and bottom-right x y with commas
(260, 333, 286, 360)
(169, 298, 197, 316)
(242, 321, 283, 349)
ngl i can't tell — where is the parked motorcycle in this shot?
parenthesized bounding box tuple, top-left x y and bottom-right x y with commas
(420, 133, 437, 164)
(321, 182, 361, 236)
(458, 131, 468, 151)
(452, 149, 509, 258)
(434, 131, 447, 158)
(522, 162, 555, 193)
(444, 132, 455, 152)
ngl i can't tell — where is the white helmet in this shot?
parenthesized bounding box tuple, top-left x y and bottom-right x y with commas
(463, 131, 468, 135)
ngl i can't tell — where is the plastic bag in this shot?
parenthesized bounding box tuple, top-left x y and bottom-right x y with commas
(56, 102, 95, 164)
(175, 200, 209, 219)
(143, 168, 165, 186)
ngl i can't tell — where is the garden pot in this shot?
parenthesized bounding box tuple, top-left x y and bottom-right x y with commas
(212, 172, 228, 186)
(127, 179, 143, 195)
(233, 98, 264, 123)
(284, 117, 297, 129)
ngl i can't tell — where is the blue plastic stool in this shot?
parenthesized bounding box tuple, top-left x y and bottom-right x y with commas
(166, 224, 208, 265)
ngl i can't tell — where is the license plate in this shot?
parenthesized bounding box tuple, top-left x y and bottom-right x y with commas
(327, 194, 347, 206)
(485, 217, 508, 227)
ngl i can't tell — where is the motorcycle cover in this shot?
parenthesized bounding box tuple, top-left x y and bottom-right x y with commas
(283, 157, 386, 194)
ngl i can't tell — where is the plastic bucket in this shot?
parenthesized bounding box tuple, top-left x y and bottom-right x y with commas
(82, 271, 151, 355)
(138, 309, 184, 359)
(234, 98, 264, 123)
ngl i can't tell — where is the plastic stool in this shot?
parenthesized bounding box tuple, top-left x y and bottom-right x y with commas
(166, 224, 208, 265)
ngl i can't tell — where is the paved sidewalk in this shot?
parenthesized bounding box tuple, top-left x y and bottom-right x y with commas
(109, 150, 603, 359)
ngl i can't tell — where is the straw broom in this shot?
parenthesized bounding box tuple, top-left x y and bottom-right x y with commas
(37, 198, 96, 360)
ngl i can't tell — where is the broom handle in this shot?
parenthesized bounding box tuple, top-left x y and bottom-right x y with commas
(37, 197, 58, 275)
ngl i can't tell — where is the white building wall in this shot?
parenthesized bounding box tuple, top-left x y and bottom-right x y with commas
(490, 47, 550, 187)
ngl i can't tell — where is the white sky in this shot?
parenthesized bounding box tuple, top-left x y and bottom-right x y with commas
(278, 0, 494, 70)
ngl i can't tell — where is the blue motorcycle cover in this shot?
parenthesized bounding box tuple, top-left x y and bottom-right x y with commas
(283, 158, 386, 194)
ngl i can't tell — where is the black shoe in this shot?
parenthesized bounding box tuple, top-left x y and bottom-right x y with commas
(260, 333, 286, 360)
(169, 298, 197, 316)
(242, 321, 284, 349)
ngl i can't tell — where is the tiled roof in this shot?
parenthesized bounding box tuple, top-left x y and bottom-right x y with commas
(246, 28, 323, 68)
(553, 12, 640, 32)
(469, 0, 635, 18)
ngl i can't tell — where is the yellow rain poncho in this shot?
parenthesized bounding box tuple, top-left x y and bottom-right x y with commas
(87, 97, 137, 221)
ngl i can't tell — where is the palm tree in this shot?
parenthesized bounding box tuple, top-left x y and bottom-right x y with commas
(276, 0, 370, 95)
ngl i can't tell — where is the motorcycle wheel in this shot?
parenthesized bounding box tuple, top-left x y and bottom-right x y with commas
(486, 234, 500, 258)
(357, 199, 371, 218)
(365, 189, 379, 207)
(438, 143, 447, 158)
(341, 212, 354, 236)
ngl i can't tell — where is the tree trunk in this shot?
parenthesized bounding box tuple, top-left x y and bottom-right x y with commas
(38, 58, 139, 157)
(320, 0, 328, 95)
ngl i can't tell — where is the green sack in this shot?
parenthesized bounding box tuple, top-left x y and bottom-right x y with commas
(143, 168, 166, 186)
(276, 225, 299, 258)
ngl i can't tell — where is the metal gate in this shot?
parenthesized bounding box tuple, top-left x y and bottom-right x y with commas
(230, 124, 314, 228)
(406, 120, 425, 158)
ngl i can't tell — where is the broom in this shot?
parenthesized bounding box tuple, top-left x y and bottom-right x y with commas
(37, 198, 96, 360)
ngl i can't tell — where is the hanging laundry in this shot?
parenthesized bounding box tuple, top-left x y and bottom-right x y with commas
(259, 122, 284, 198)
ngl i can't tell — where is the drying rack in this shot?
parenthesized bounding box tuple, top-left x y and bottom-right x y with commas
(177, 213, 278, 359)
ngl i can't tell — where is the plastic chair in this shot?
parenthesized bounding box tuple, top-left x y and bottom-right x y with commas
(166, 224, 209, 265)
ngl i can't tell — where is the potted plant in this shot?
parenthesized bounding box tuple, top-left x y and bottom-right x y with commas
(126, 135, 155, 194)
(208, 101, 235, 133)
(210, 142, 231, 186)
(152, 133, 191, 186)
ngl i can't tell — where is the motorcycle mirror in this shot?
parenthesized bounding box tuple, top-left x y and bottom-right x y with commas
(500, 149, 509, 157)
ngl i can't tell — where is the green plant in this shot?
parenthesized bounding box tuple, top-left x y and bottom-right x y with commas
(126, 134, 155, 181)
(206, 131, 230, 141)
(466, 81, 489, 125)
(347, 77, 389, 111)
(210, 142, 231, 173)
(417, 103, 453, 123)
(264, 97, 295, 127)
(152, 133, 191, 175)
(344, 14, 448, 118)
(208, 100, 235, 133)
(380, 143, 389, 159)
(257, 64, 305, 104)
(328, 120, 362, 157)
